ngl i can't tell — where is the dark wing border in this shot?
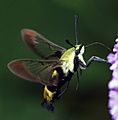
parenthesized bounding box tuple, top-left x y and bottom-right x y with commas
(21, 29, 66, 58)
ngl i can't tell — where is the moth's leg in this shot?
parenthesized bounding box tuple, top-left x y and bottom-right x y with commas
(86, 56, 108, 67)
(57, 81, 70, 98)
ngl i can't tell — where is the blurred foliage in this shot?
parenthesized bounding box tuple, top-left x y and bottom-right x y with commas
(0, 0, 118, 120)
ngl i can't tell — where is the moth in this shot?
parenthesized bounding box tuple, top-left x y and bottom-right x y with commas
(8, 16, 108, 111)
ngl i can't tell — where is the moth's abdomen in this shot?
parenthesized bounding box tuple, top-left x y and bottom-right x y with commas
(41, 69, 60, 111)
(43, 86, 56, 101)
(42, 64, 74, 111)
(49, 67, 64, 86)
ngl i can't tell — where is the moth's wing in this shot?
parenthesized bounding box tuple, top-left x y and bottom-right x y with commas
(8, 59, 59, 86)
(21, 29, 66, 59)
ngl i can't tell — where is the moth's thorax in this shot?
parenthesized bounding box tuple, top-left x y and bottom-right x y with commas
(59, 45, 86, 74)
(59, 47, 76, 75)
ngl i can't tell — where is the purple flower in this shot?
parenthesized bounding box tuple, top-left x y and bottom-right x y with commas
(107, 38, 118, 120)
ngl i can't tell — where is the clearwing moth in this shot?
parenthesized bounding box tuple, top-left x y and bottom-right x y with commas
(8, 16, 109, 111)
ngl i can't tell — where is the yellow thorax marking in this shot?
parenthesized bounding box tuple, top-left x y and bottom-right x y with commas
(59, 45, 82, 73)
(60, 45, 82, 60)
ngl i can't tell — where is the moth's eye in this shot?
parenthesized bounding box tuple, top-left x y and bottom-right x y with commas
(75, 49, 80, 55)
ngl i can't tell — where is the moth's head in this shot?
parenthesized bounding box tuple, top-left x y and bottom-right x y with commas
(75, 44, 85, 55)
(65, 40, 85, 63)
(75, 44, 86, 66)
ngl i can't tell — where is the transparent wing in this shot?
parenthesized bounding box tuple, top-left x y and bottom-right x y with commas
(8, 59, 59, 86)
(21, 29, 66, 59)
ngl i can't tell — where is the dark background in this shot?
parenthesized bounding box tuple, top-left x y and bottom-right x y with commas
(0, 0, 118, 120)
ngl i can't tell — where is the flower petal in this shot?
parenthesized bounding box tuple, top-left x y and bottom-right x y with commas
(109, 90, 118, 120)
(116, 38, 118, 42)
(110, 61, 118, 70)
(108, 38, 118, 120)
(113, 43, 118, 52)
(108, 79, 118, 89)
(107, 53, 115, 64)
(113, 69, 118, 79)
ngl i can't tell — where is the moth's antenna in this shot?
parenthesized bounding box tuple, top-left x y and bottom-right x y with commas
(85, 42, 111, 51)
(74, 15, 79, 45)
(65, 39, 76, 48)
